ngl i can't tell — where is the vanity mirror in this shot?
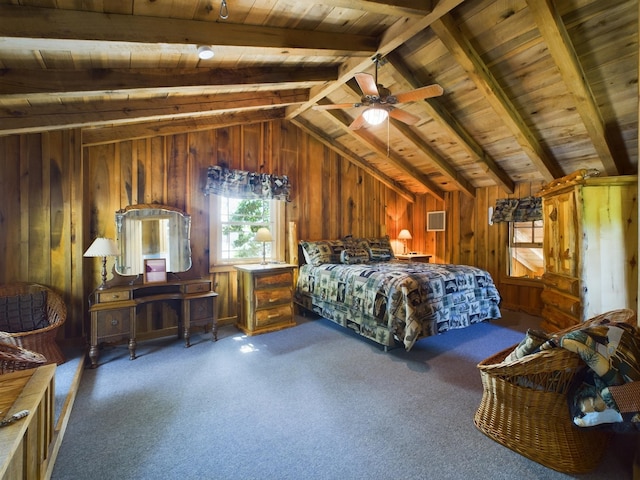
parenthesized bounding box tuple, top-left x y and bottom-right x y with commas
(115, 204, 192, 277)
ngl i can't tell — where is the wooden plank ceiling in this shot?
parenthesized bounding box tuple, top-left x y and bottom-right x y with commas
(0, 0, 636, 201)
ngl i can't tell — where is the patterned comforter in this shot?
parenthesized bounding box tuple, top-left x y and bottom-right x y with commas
(295, 261, 502, 350)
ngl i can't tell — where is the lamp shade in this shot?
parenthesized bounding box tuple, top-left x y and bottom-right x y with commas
(398, 229, 412, 240)
(83, 237, 119, 257)
(254, 227, 273, 242)
(362, 107, 388, 125)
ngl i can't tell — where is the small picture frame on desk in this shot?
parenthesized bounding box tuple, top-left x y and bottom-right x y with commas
(144, 258, 167, 284)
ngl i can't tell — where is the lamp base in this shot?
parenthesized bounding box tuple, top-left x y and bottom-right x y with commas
(261, 242, 267, 265)
(98, 256, 109, 290)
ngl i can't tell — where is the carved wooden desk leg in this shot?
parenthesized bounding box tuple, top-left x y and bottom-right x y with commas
(89, 344, 99, 369)
(128, 338, 136, 360)
(184, 326, 191, 348)
(89, 310, 99, 368)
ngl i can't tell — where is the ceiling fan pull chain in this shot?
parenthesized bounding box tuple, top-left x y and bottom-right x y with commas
(220, 0, 229, 19)
(387, 115, 390, 157)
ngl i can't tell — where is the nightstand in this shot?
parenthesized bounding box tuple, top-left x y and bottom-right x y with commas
(235, 264, 297, 335)
(395, 253, 432, 263)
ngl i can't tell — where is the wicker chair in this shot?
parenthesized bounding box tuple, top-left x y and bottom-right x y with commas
(0, 283, 66, 365)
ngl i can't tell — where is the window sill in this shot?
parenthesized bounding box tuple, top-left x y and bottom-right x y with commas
(500, 276, 543, 287)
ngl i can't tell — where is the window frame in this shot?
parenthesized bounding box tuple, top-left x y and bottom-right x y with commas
(506, 219, 544, 280)
(209, 195, 285, 268)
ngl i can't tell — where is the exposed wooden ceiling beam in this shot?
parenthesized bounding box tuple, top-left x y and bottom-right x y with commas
(431, 14, 565, 182)
(290, 117, 416, 203)
(390, 118, 476, 197)
(317, 104, 444, 200)
(82, 109, 287, 146)
(0, 5, 377, 54)
(385, 51, 515, 194)
(525, 0, 630, 176)
(322, 0, 432, 17)
(0, 66, 339, 97)
(0, 89, 309, 136)
(285, 0, 465, 120)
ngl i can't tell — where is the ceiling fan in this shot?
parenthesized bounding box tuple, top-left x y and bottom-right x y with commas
(313, 55, 444, 130)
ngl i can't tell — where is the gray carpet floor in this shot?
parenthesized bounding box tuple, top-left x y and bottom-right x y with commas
(51, 310, 636, 479)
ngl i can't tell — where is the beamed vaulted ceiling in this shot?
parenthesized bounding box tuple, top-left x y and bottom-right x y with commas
(0, 0, 637, 201)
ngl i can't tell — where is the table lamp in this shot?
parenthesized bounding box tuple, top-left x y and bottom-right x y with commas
(84, 237, 119, 289)
(398, 229, 412, 254)
(254, 227, 273, 265)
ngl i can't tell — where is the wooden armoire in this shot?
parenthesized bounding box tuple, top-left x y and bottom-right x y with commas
(538, 173, 637, 331)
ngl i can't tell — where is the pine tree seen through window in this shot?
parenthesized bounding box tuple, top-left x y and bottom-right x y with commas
(211, 195, 284, 265)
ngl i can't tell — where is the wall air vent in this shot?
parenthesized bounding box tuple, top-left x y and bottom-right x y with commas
(427, 211, 446, 231)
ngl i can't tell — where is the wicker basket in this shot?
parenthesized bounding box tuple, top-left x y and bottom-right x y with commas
(474, 309, 637, 474)
(0, 340, 48, 374)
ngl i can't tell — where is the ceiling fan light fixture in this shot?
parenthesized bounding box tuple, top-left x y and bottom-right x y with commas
(362, 107, 388, 126)
(197, 45, 215, 60)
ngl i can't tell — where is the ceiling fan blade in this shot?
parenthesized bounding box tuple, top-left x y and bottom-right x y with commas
(313, 103, 360, 110)
(394, 84, 444, 103)
(349, 113, 368, 131)
(354, 73, 379, 97)
(388, 108, 420, 125)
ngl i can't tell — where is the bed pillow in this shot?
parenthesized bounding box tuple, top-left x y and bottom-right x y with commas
(300, 240, 346, 266)
(0, 290, 49, 332)
(340, 247, 370, 264)
(359, 236, 395, 262)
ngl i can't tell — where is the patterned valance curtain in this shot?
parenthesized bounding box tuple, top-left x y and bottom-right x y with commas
(491, 196, 542, 223)
(204, 165, 291, 201)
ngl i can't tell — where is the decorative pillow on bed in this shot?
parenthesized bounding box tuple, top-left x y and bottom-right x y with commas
(0, 290, 48, 333)
(359, 236, 395, 262)
(340, 247, 370, 264)
(300, 240, 346, 266)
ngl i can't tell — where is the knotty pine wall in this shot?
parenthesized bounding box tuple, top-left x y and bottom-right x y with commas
(0, 119, 542, 342)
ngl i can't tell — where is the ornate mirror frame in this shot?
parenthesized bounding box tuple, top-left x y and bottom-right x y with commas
(115, 204, 192, 278)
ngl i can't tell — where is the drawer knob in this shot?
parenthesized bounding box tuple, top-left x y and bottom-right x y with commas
(111, 319, 119, 326)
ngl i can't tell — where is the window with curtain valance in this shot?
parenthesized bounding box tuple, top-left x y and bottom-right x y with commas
(204, 165, 291, 201)
(491, 196, 542, 223)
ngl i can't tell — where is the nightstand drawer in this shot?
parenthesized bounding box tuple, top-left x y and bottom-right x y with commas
(254, 271, 293, 289)
(255, 305, 293, 327)
(255, 286, 292, 309)
(96, 290, 131, 303)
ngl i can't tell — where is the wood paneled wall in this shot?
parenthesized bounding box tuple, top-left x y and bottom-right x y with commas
(0, 119, 543, 342)
(447, 183, 545, 316)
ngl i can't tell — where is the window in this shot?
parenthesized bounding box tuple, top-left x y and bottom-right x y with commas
(508, 220, 543, 279)
(210, 195, 285, 266)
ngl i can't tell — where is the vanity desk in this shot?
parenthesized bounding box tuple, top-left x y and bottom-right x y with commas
(88, 278, 217, 368)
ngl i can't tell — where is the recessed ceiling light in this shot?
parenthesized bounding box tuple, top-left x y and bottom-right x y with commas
(197, 45, 214, 60)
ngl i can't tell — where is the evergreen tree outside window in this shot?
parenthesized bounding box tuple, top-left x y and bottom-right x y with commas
(210, 195, 284, 265)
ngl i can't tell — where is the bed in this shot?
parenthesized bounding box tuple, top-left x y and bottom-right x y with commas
(294, 236, 502, 351)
